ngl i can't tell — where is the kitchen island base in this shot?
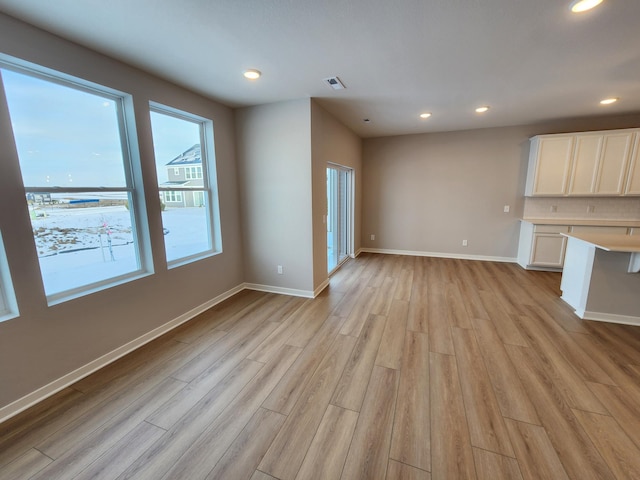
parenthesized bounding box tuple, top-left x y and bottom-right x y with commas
(561, 234, 640, 326)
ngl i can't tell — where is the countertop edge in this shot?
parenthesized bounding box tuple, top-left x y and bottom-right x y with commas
(561, 232, 640, 252)
(521, 218, 640, 227)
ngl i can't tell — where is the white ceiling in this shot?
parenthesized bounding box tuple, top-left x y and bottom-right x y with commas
(0, 0, 639, 138)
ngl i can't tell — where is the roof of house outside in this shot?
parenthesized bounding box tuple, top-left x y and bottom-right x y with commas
(166, 144, 201, 166)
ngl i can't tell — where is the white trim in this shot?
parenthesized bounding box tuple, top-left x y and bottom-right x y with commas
(580, 310, 640, 326)
(352, 248, 364, 258)
(359, 248, 516, 263)
(0, 283, 244, 424)
(313, 279, 330, 297)
(243, 282, 315, 299)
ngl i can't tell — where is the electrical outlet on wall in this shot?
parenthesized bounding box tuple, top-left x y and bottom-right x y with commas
(587, 205, 595, 213)
(277, 265, 283, 274)
(462, 239, 468, 247)
(370, 234, 375, 241)
(503, 205, 510, 213)
(550, 205, 558, 213)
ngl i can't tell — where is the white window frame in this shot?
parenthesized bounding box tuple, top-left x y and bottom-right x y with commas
(0, 57, 151, 304)
(173, 167, 180, 176)
(185, 166, 203, 180)
(0, 231, 18, 322)
(150, 102, 221, 267)
(164, 191, 183, 203)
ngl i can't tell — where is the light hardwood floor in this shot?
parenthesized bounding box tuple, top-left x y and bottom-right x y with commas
(2, 253, 640, 480)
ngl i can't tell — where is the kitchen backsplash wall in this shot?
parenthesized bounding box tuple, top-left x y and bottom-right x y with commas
(524, 197, 640, 220)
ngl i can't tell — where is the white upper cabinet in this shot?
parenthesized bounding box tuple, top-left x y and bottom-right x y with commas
(595, 132, 634, 195)
(526, 135, 574, 196)
(526, 128, 639, 197)
(625, 133, 640, 195)
(568, 135, 601, 195)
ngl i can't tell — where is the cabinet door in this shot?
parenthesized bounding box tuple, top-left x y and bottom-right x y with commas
(530, 233, 567, 267)
(625, 134, 640, 195)
(568, 135, 601, 195)
(532, 136, 574, 195)
(594, 132, 634, 195)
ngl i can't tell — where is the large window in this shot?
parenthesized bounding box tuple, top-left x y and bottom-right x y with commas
(0, 63, 147, 302)
(150, 104, 220, 265)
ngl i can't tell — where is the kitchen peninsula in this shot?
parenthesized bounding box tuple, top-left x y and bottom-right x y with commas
(560, 232, 640, 325)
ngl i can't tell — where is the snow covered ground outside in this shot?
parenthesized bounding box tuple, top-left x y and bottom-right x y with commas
(30, 204, 211, 296)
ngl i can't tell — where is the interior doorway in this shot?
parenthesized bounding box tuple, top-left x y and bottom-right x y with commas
(327, 163, 353, 274)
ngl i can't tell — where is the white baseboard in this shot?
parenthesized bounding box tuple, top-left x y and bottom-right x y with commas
(360, 248, 516, 263)
(0, 283, 245, 425)
(243, 283, 315, 299)
(581, 311, 640, 326)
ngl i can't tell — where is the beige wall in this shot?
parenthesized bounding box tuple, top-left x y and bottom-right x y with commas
(235, 99, 314, 293)
(0, 14, 244, 409)
(311, 101, 362, 289)
(362, 114, 640, 260)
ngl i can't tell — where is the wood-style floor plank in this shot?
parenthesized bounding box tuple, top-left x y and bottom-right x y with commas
(427, 292, 455, 355)
(146, 321, 277, 429)
(452, 327, 515, 457)
(573, 409, 640, 480)
(586, 382, 640, 450)
(3, 254, 640, 480)
(505, 344, 615, 480)
(339, 286, 377, 337)
(331, 314, 387, 412)
(251, 471, 278, 480)
(72, 420, 165, 480)
(430, 352, 477, 480)
(406, 301, 428, 333)
(0, 448, 52, 480)
(375, 299, 409, 370)
(341, 365, 399, 480)
(389, 330, 431, 471)
(116, 356, 273, 479)
(31, 377, 186, 480)
(446, 282, 473, 329)
(504, 419, 570, 480)
(386, 459, 431, 480)
(258, 334, 356, 480)
(469, 315, 540, 425)
(155, 345, 302, 480)
(263, 314, 346, 415)
(294, 404, 358, 480)
(516, 314, 608, 415)
(522, 305, 615, 385)
(472, 448, 523, 480)
(205, 407, 286, 480)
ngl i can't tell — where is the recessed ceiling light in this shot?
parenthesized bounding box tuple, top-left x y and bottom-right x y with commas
(419, 113, 432, 119)
(475, 106, 490, 113)
(600, 97, 618, 105)
(570, 0, 604, 13)
(243, 69, 261, 80)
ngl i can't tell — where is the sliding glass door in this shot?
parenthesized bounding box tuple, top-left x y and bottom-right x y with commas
(327, 164, 352, 273)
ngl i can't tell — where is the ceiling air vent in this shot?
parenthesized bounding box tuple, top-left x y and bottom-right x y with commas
(324, 76, 346, 90)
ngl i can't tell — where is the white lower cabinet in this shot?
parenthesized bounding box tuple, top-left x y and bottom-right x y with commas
(570, 226, 630, 235)
(518, 223, 569, 270)
(517, 223, 634, 271)
(530, 229, 569, 268)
